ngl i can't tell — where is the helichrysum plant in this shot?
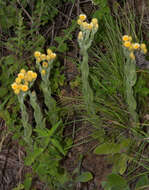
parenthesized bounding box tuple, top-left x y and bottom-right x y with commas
(11, 61, 67, 188)
(11, 69, 37, 145)
(77, 14, 98, 115)
(34, 49, 58, 126)
(77, 14, 105, 135)
(122, 35, 147, 127)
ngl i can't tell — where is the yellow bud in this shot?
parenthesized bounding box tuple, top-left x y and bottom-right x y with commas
(18, 73, 24, 79)
(41, 54, 47, 61)
(77, 19, 83, 25)
(21, 85, 28, 92)
(142, 48, 147, 54)
(42, 61, 48, 68)
(50, 53, 56, 59)
(47, 55, 51, 61)
(41, 70, 46, 75)
(14, 89, 20, 95)
(15, 77, 21, 84)
(130, 52, 135, 60)
(140, 43, 146, 49)
(88, 23, 93, 30)
(82, 22, 89, 30)
(133, 43, 140, 49)
(128, 36, 132, 41)
(11, 83, 18, 90)
(24, 81, 28, 86)
(91, 18, 98, 25)
(122, 35, 129, 41)
(47, 49, 52, 55)
(34, 51, 41, 58)
(79, 14, 86, 21)
(20, 69, 26, 74)
(128, 44, 133, 50)
(27, 70, 33, 76)
(123, 41, 131, 48)
(17, 84, 22, 90)
(94, 23, 99, 30)
(32, 72, 37, 79)
(78, 31, 83, 40)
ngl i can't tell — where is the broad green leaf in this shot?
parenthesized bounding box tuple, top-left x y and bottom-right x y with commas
(107, 174, 127, 189)
(75, 172, 93, 182)
(113, 153, 128, 175)
(94, 143, 121, 155)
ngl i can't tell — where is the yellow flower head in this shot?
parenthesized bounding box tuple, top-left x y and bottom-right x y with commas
(32, 72, 37, 79)
(122, 35, 129, 41)
(91, 18, 98, 25)
(41, 69, 46, 75)
(26, 71, 33, 81)
(14, 89, 20, 95)
(34, 51, 41, 58)
(140, 43, 147, 53)
(133, 43, 140, 49)
(47, 49, 52, 55)
(130, 52, 135, 60)
(79, 14, 86, 22)
(123, 41, 131, 48)
(18, 73, 24, 80)
(50, 53, 56, 59)
(21, 85, 28, 92)
(20, 69, 26, 74)
(42, 61, 48, 68)
(78, 31, 83, 40)
(46, 55, 51, 61)
(41, 54, 47, 61)
(11, 83, 18, 90)
(15, 77, 21, 84)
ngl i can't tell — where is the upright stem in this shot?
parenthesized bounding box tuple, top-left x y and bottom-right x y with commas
(123, 48, 139, 128)
(29, 91, 45, 129)
(18, 95, 32, 146)
(41, 79, 59, 126)
(81, 48, 95, 115)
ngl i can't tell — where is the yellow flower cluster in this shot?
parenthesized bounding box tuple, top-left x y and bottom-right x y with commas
(11, 69, 37, 94)
(122, 35, 147, 60)
(77, 14, 98, 33)
(34, 49, 56, 63)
